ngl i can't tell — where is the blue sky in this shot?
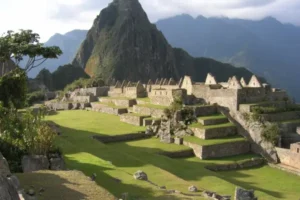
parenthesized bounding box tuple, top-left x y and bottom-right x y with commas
(0, 0, 299, 42)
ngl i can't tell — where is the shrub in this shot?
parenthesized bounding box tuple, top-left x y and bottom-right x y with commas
(261, 123, 280, 145)
(27, 90, 45, 106)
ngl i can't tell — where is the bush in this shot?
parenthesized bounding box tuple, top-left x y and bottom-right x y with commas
(261, 123, 280, 145)
(27, 90, 45, 106)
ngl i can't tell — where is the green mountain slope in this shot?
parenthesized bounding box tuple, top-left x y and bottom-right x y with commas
(72, 0, 254, 83)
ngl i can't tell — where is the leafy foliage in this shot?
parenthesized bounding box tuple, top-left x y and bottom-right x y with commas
(0, 106, 57, 172)
(0, 30, 62, 72)
(26, 90, 45, 106)
(261, 123, 280, 146)
(51, 64, 89, 90)
(0, 68, 27, 108)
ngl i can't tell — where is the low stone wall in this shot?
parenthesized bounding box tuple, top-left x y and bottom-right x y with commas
(133, 105, 165, 118)
(93, 133, 149, 143)
(191, 126, 237, 139)
(143, 118, 161, 126)
(239, 101, 286, 113)
(99, 98, 113, 104)
(73, 95, 97, 103)
(48, 102, 73, 110)
(193, 105, 217, 117)
(198, 118, 228, 126)
(114, 99, 136, 107)
(120, 114, 150, 126)
(276, 147, 300, 170)
(158, 149, 194, 158)
(100, 107, 128, 116)
(261, 111, 300, 122)
(183, 140, 250, 159)
(205, 158, 265, 171)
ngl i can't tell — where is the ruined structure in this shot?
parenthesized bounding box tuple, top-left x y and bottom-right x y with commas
(46, 73, 300, 171)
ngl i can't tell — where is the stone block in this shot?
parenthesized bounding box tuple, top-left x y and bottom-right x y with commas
(174, 137, 183, 145)
(193, 105, 217, 117)
(22, 155, 49, 173)
(234, 187, 257, 200)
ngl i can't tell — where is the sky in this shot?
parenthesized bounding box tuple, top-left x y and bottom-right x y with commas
(0, 0, 300, 42)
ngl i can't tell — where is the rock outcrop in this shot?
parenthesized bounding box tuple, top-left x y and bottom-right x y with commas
(73, 0, 254, 83)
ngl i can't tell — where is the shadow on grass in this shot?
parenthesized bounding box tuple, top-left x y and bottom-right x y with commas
(56, 125, 284, 199)
(17, 172, 87, 200)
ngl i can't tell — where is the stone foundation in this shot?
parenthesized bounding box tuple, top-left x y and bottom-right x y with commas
(133, 105, 165, 118)
(205, 158, 265, 171)
(120, 114, 150, 126)
(93, 133, 149, 143)
(183, 140, 250, 159)
(198, 117, 228, 126)
(191, 126, 237, 139)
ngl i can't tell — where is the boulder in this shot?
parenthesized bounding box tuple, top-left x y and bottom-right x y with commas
(50, 157, 66, 170)
(0, 175, 20, 200)
(235, 187, 257, 200)
(133, 170, 148, 181)
(0, 152, 11, 177)
(22, 155, 49, 173)
(7, 175, 20, 190)
(188, 185, 198, 192)
(174, 137, 183, 145)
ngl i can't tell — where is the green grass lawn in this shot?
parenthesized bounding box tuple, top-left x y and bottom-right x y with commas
(190, 122, 235, 129)
(136, 97, 151, 102)
(183, 136, 246, 146)
(45, 110, 300, 200)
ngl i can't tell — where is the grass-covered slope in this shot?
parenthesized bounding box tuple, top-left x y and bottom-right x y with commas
(45, 111, 300, 199)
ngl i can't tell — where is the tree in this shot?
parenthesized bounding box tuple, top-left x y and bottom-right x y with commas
(0, 30, 62, 74)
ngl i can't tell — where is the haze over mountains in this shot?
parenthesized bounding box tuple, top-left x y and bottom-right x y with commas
(30, 0, 300, 101)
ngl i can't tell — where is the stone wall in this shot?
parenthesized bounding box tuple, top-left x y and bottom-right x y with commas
(114, 99, 136, 107)
(276, 147, 300, 170)
(281, 121, 300, 133)
(93, 133, 149, 143)
(100, 107, 128, 116)
(120, 114, 150, 126)
(48, 102, 73, 110)
(158, 149, 194, 158)
(133, 105, 165, 118)
(193, 105, 217, 117)
(191, 126, 237, 139)
(205, 158, 265, 171)
(79, 87, 109, 97)
(73, 95, 97, 103)
(198, 117, 228, 126)
(143, 118, 161, 126)
(290, 143, 300, 153)
(183, 140, 250, 159)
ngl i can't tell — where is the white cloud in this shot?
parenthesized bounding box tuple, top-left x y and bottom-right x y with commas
(0, 0, 299, 42)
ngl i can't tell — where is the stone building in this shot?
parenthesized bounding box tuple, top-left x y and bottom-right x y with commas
(291, 142, 300, 153)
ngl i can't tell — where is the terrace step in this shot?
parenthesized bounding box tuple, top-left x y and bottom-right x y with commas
(281, 119, 300, 133)
(185, 105, 217, 117)
(120, 113, 151, 126)
(260, 111, 300, 122)
(239, 101, 286, 113)
(158, 149, 194, 158)
(190, 123, 237, 139)
(99, 97, 137, 107)
(133, 105, 166, 118)
(183, 136, 250, 159)
(197, 114, 229, 126)
(90, 102, 128, 115)
(92, 132, 150, 144)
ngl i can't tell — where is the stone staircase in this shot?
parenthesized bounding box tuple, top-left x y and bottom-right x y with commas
(181, 106, 250, 159)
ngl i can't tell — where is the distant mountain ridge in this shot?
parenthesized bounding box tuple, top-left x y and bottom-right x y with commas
(72, 0, 254, 83)
(27, 29, 87, 78)
(156, 14, 300, 101)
